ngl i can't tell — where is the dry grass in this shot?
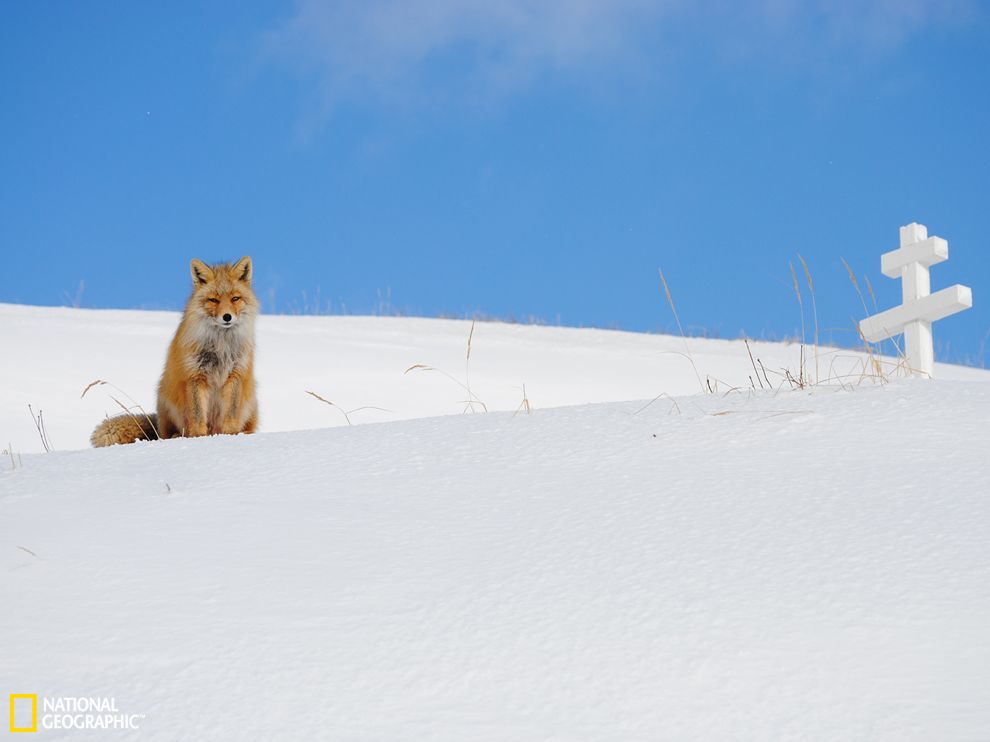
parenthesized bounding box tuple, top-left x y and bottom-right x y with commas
(81, 379, 161, 440)
(3, 443, 22, 471)
(304, 390, 390, 426)
(841, 257, 870, 315)
(63, 279, 85, 309)
(796, 254, 819, 383)
(658, 268, 705, 394)
(631, 392, 681, 416)
(405, 364, 489, 413)
(465, 320, 476, 408)
(746, 256, 915, 392)
(405, 320, 489, 413)
(744, 339, 765, 390)
(651, 264, 884, 401)
(513, 384, 532, 416)
(787, 261, 808, 388)
(27, 404, 54, 453)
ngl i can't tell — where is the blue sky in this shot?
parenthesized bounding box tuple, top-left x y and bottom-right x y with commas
(2, 1, 988, 364)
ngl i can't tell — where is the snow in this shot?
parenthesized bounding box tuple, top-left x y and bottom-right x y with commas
(2, 303, 990, 740)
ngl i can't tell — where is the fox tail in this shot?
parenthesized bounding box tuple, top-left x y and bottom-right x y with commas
(91, 413, 160, 448)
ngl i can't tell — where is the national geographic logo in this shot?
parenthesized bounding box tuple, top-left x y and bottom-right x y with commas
(9, 694, 36, 733)
(9, 694, 144, 733)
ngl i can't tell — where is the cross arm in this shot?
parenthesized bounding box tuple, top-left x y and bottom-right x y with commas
(859, 284, 973, 343)
(881, 237, 948, 278)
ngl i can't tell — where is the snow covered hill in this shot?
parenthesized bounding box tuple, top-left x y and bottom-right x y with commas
(2, 304, 989, 740)
(2, 303, 986, 455)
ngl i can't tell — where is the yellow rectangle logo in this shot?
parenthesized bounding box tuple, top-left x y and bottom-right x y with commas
(9, 694, 38, 733)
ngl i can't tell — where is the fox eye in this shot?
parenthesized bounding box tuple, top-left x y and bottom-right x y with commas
(231, 296, 241, 303)
(207, 298, 220, 304)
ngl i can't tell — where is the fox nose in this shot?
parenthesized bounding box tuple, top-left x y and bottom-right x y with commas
(222, 313, 232, 323)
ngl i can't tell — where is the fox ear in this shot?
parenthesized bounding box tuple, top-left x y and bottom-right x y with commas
(190, 259, 213, 286)
(233, 256, 252, 284)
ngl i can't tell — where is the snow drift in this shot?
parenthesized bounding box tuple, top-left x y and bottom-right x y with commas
(2, 304, 989, 740)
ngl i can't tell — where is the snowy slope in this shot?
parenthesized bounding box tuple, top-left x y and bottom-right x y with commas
(1, 303, 986, 455)
(2, 304, 990, 740)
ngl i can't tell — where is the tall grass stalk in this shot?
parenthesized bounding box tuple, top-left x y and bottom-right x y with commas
(788, 262, 806, 387)
(796, 254, 819, 384)
(658, 268, 705, 394)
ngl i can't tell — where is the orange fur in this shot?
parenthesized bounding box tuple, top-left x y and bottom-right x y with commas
(91, 257, 259, 447)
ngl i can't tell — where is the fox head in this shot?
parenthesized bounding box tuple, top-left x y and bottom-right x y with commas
(189, 256, 258, 329)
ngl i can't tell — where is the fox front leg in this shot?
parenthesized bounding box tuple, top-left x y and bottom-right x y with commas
(219, 372, 245, 435)
(185, 378, 210, 437)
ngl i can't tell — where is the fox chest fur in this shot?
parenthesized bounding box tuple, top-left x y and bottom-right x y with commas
(186, 321, 254, 387)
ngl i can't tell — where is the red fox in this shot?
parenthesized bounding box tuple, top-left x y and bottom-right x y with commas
(91, 257, 259, 446)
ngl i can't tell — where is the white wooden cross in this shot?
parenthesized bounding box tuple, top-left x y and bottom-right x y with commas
(859, 223, 972, 377)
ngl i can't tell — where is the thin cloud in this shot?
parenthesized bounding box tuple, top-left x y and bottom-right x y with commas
(262, 0, 980, 113)
(263, 0, 673, 105)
